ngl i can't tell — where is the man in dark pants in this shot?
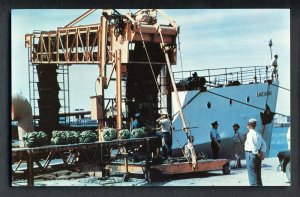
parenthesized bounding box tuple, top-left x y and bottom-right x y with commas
(156, 114, 172, 160)
(232, 123, 244, 168)
(210, 121, 221, 159)
(244, 118, 266, 186)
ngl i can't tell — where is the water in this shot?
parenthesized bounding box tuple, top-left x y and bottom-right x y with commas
(269, 127, 289, 157)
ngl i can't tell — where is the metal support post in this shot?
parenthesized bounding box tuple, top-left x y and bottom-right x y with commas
(97, 16, 107, 132)
(116, 49, 122, 130)
(124, 156, 128, 176)
(27, 151, 34, 186)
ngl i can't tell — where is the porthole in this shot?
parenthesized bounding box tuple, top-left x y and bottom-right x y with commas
(246, 96, 250, 102)
(207, 102, 211, 109)
(229, 99, 233, 105)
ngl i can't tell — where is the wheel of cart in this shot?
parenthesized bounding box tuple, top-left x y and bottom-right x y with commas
(222, 162, 231, 175)
(123, 173, 130, 182)
(145, 168, 162, 183)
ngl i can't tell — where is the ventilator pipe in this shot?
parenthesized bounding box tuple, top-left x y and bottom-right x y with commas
(11, 93, 34, 147)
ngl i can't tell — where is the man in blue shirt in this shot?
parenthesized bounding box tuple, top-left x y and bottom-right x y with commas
(130, 113, 142, 130)
(210, 121, 221, 159)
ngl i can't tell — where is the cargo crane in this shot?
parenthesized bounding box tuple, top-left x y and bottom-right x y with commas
(25, 8, 194, 157)
(17, 9, 230, 185)
(26, 9, 177, 133)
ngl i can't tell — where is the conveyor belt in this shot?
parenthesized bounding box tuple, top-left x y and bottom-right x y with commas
(12, 136, 161, 186)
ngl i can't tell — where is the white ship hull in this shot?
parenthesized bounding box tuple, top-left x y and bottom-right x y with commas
(171, 80, 279, 159)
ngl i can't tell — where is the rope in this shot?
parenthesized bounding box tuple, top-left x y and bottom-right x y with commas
(137, 24, 160, 93)
(177, 34, 184, 79)
(172, 90, 202, 118)
(137, 23, 187, 152)
(172, 87, 289, 118)
(270, 83, 290, 91)
(207, 90, 289, 117)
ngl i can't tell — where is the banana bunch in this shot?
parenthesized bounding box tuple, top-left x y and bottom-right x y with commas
(131, 127, 147, 138)
(79, 130, 98, 143)
(23, 131, 48, 147)
(102, 128, 117, 141)
(118, 129, 131, 139)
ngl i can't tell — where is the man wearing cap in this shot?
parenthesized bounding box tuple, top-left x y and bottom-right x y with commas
(210, 121, 221, 159)
(156, 114, 172, 159)
(244, 118, 267, 186)
(270, 54, 279, 80)
(232, 123, 244, 168)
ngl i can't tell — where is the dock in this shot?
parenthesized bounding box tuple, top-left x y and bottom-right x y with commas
(142, 157, 290, 186)
(12, 157, 290, 186)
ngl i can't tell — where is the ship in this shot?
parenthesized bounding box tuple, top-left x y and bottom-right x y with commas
(20, 9, 279, 160)
(171, 67, 278, 158)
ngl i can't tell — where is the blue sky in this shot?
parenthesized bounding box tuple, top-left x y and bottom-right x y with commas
(11, 9, 290, 116)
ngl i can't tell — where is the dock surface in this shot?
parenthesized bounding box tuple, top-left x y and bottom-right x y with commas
(12, 157, 290, 186)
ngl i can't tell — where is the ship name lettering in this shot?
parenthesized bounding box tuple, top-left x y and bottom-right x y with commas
(256, 91, 272, 97)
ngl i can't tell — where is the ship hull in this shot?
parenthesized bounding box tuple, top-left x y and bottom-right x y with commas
(171, 81, 279, 159)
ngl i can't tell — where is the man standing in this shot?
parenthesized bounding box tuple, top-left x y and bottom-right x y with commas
(244, 118, 267, 186)
(210, 121, 221, 159)
(157, 114, 172, 160)
(270, 54, 279, 80)
(232, 123, 244, 168)
(130, 113, 142, 130)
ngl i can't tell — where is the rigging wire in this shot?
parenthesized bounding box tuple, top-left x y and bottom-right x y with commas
(177, 34, 184, 79)
(137, 24, 161, 93)
(172, 87, 289, 118)
(206, 90, 289, 117)
(137, 24, 185, 150)
(270, 83, 290, 91)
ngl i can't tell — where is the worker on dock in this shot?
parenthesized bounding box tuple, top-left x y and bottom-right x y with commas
(232, 123, 244, 168)
(270, 54, 279, 80)
(244, 118, 267, 186)
(130, 113, 142, 130)
(184, 135, 196, 162)
(156, 114, 172, 160)
(210, 121, 221, 159)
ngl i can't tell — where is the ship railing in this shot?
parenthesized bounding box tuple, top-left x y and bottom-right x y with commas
(173, 65, 271, 89)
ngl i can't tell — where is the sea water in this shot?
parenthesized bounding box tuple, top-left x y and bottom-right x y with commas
(269, 127, 289, 157)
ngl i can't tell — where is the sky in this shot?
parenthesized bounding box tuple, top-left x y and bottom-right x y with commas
(11, 9, 290, 117)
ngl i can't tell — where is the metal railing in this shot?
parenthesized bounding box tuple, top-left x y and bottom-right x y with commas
(173, 65, 271, 88)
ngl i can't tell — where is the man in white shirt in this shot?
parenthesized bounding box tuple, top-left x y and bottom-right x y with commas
(244, 118, 267, 186)
(157, 114, 172, 159)
(210, 121, 221, 159)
